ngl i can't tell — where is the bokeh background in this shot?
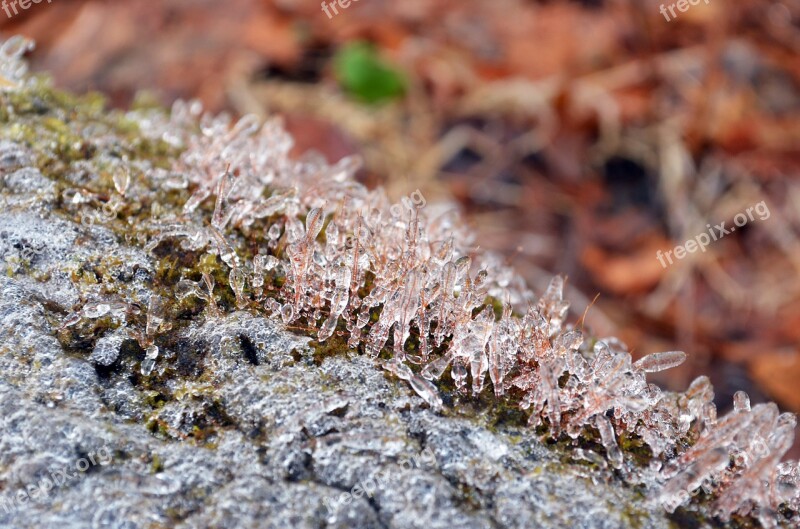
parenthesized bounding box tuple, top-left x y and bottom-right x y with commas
(4, 0, 800, 454)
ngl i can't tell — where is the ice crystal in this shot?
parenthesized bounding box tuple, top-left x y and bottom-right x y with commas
(131, 99, 800, 526)
(141, 345, 159, 376)
(90, 329, 127, 367)
(5, 36, 793, 525)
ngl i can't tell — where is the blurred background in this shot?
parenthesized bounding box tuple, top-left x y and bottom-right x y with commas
(3, 0, 800, 454)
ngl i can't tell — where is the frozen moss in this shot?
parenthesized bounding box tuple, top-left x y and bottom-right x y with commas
(0, 36, 794, 528)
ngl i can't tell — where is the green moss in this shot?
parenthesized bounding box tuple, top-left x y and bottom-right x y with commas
(620, 503, 646, 529)
(618, 429, 654, 468)
(484, 295, 505, 320)
(150, 452, 164, 473)
(145, 416, 170, 438)
(308, 333, 351, 366)
(144, 391, 168, 409)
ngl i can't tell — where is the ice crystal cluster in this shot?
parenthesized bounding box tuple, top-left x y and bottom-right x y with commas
(3, 36, 799, 527)
(135, 105, 800, 527)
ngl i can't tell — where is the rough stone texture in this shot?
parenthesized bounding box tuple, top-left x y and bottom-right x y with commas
(0, 206, 680, 528)
(0, 38, 724, 527)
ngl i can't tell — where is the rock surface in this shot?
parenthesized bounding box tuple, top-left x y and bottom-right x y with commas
(0, 36, 765, 529)
(0, 131, 678, 529)
(0, 269, 670, 529)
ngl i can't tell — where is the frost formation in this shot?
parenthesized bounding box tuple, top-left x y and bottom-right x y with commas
(133, 91, 800, 529)
(3, 36, 798, 527)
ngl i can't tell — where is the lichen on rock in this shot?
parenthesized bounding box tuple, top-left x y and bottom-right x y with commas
(0, 35, 798, 528)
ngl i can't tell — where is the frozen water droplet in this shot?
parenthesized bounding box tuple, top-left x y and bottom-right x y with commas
(409, 375, 443, 410)
(251, 255, 266, 287)
(140, 345, 159, 376)
(90, 331, 126, 366)
(280, 303, 294, 323)
(229, 268, 247, 308)
(733, 391, 751, 413)
(422, 353, 453, 381)
(232, 114, 260, 136)
(62, 313, 82, 328)
(263, 255, 280, 271)
(305, 207, 325, 241)
(112, 169, 130, 195)
(318, 316, 338, 342)
(83, 302, 111, 319)
(146, 296, 170, 336)
(634, 351, 686, 373)
(175, 279, 201, 300)
(140, 358, 155, 376)
(267, 223, 282, 241)
(146, 345, 159, 360)
(595, 415, 623, 469)
(452, 362, 468, 391)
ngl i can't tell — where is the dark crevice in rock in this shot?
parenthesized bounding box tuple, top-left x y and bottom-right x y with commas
(238, 334, 260, 366)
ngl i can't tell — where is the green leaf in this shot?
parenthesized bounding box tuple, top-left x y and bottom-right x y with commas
(333, 42, 407, 104)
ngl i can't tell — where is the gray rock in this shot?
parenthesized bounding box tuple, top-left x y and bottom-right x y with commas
(0, 222, 674, 528)
(0, 84, 685, 528)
